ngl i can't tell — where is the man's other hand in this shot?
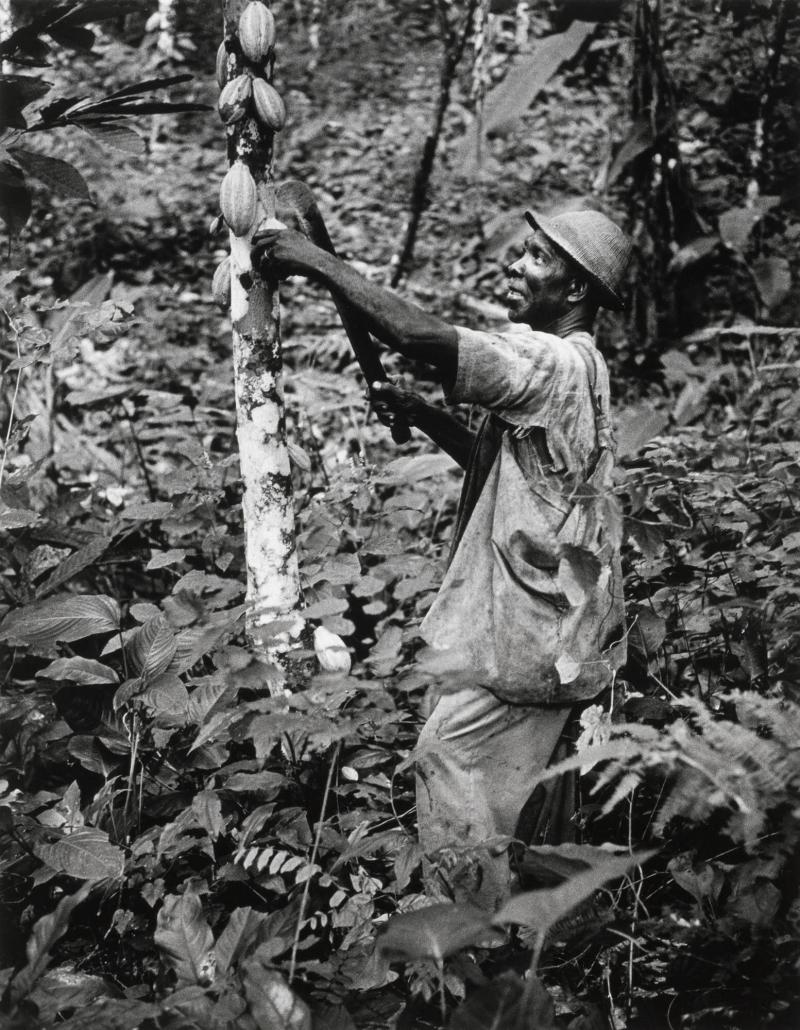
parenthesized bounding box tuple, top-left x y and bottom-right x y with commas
(251, 226, 321, 278)
(370, 379, 424, 429)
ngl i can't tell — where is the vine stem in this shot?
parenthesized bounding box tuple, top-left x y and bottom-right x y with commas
(0, 308, 23, 488)
(288, 741, 340, 986)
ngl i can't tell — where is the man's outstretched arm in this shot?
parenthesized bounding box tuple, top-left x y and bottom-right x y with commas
(371, 381, 476, 469)
(252, 228, 458, 389)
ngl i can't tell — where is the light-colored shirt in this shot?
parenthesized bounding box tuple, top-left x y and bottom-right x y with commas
(420, 324, 626, 704)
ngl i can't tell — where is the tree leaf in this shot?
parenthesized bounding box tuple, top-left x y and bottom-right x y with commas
(493, 850, 657, 933)
(7, 146, 90, 199)
(37, 656, 119, 685)
(34, 828, 124, 880)
(0, 162, 31, 234)
(6, 883, 92, 1004)
(47, 25, 95, 51)
(192, 790, 224, 841)
(455, 20, 594, 169)
(155, 892, 216, 987)
(615, 405, 669, 458)
(718, 197, 778, 251)
(36, 535, 114, 598)
(447, 971, 556, 1030)
(215, 907, 264, 974)
(81, 123, 146, 154)
(125, 615, 177, 679)
(752, 256, 791, 310)
(605, 117, 654, 187)
(0, 593, 120, 646)
(377, 902, 494, 962)
(241, 960, 311, 1030)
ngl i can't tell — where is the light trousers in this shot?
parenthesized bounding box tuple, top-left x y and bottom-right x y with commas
(415, 686, 574, 910)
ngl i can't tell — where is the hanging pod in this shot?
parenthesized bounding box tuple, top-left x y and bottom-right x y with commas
(238, 1, 276, 63)
(252, 79, 286, 131)
(218, 74, 252, 125)
(220, 162, 258, 237)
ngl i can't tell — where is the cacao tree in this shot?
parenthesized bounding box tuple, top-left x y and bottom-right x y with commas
(216, 1, 302, 674)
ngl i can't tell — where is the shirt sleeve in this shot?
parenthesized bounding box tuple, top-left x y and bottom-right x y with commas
(447, 325, 600, 474)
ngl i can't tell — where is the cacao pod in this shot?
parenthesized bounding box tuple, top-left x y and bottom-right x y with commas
(220, 162, 258, 237)
(211, 257, 231, 308)
(313, 627, 351, 675)
(238, 1, 275, 63)
(215, 41, 229, 88)
(208, 213, 224, 237)
(252, 78, 286, 131)
(217, 74, 252, 125)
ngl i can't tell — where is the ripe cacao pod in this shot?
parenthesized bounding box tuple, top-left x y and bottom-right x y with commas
(211, 257, 231, 307)
(252, 78, 286, 131)
(217, 74, 252, 125)
(215, 41, 229, 88)
(313, 627, 351, 675)
(220, 162, 258, 237)
(238, 1, 275, 62)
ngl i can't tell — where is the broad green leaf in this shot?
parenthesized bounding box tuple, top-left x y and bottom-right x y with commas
(0, 594, 120, 646)
(223, 771, 288, 797)
(615, 405, 669, 458)
(215, 907, 264, 974)
(35, 827, 125, 880)
(0, 162, 31, 233)
(448, 971, 556, 1030)
(718, 197, 778, 251)
(192, 790, 224, 841)
(493, 850, 657, 933)
(377, 902, 495, 962)
(146, 548, 187, 570)
(455, 20, 594, 168)
(155, 892, 215, 987)
(0, 506, 39, 529)
(141, 674, 189, 720)
(125, 615, 177, 679)
(7, 883, 92, 1004)
(8, 146, 90, 198)
(120, 501, 174, 521)
(36, 536, 113, 598)
(186, 677, 230, 724)
(241, 961, 311, 1030)
(37, 657, 118, 685)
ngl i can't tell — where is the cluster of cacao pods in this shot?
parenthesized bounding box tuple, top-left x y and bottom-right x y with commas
(216, 2, 287, 240)
(215, 2, 286, 132)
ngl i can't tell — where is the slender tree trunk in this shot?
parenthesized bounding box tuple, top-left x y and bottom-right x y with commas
(390, 0, 478, 287)
(219, 1, 303, 671)
(746, 0, 790, 205)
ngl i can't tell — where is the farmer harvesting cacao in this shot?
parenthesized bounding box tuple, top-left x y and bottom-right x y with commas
(253, 204, 632, 908)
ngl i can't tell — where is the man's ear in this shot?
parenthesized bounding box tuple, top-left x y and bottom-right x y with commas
(566, 277, 589, 304)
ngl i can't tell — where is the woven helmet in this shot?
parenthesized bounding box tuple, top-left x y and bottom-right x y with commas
(525, 208, 633, 311)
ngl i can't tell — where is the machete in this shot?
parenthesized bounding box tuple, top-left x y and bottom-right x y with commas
(274, 179, 411, 445)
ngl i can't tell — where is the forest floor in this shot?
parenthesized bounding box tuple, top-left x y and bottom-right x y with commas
(1, 3, 799, 1029)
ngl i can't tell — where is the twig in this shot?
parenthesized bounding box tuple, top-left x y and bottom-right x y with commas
(0, 308, 23, 488)
(288, 741, 340, 986)
(390, 0, 479, 286)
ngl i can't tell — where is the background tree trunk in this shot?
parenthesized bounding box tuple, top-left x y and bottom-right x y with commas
(219, 1, 303, 671)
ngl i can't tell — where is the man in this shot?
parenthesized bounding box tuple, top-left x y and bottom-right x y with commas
(253, 206, 632, 908)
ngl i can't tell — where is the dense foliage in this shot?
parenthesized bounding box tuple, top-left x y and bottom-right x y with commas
(1, 1, 799, 1028)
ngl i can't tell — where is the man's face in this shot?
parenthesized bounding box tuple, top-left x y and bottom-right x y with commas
(505, 229, 576, 327)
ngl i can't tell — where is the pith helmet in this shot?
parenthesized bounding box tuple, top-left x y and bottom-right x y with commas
(525, 208, 633, 311)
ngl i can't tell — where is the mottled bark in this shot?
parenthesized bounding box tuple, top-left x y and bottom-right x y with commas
(0, 0, 12, 74)
(221, 2, 303, 665)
